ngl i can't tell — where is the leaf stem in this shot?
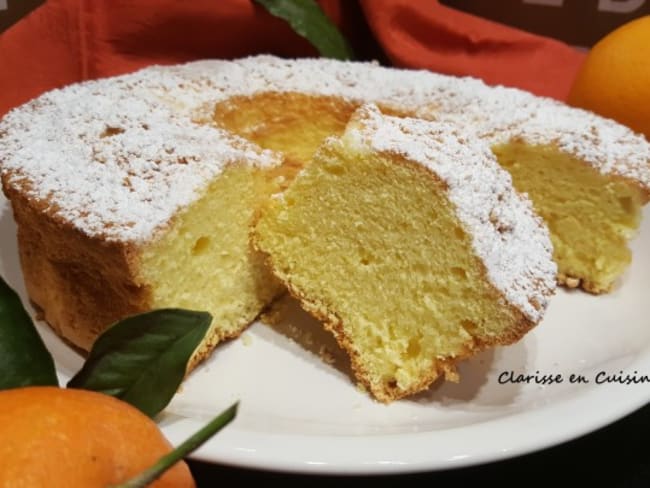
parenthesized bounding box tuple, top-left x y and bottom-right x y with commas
(112, 402, 238, 488)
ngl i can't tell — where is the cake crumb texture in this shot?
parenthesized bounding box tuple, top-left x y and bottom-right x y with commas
(253, 105, 556, 401)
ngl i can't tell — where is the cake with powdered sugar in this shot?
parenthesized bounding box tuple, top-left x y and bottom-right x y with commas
(254, 104, 556, 402)
(0, 56, 648, 381)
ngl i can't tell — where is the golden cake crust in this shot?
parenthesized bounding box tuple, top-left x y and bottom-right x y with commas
(1, 178, 151, 351)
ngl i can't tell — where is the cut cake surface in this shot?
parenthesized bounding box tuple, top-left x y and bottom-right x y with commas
(253, 105, 557, 401)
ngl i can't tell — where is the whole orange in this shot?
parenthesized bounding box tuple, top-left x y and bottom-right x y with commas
(0, 386, 195, 488)
(568, 15, 650, 140)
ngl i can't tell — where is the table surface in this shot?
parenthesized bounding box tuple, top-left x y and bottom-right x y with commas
(187, 402, 649, 487)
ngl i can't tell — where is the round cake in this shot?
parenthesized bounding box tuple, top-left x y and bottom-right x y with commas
(1, 55, 648, 372)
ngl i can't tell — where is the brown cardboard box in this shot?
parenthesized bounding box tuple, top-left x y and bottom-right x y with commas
(1, 0, 44, 33)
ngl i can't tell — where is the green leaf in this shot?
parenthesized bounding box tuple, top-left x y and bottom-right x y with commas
(112, 402, 238, 488)
(67, 309, 211, 418)
(255, 0, 354, 60)
(0, 275, 58, 389)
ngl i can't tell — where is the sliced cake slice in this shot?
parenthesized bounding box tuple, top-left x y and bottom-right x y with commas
(489, 134, 648, 294)
(253, 104, 557, 402)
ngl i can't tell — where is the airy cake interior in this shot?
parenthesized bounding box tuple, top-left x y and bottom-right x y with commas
(254, 138, 521, 402)
(492, 142, 644, 293)
(215, 93, 645, 294)
(138, 164, 282, 368)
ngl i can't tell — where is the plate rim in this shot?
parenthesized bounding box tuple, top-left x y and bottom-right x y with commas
(164, 374, 650, 474)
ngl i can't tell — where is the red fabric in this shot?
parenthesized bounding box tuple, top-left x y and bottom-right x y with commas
(0, 0, 585, 117)
(360, 0, 585, 100)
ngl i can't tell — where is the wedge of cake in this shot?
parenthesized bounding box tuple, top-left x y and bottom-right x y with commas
(253, 105, 557, 402)
(490, 138, 647, 293)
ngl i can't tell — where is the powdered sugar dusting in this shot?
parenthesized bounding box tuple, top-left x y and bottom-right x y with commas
(417, 79, 650, 182)
(169, 56, 650, 186)
(0, 71, 279, 242)
(345, 104, 556, 323)
(1, 55, 648, 244)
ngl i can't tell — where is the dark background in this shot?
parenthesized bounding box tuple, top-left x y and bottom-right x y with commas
(441, 0, 650, 47)
(0, 0, 43, 33)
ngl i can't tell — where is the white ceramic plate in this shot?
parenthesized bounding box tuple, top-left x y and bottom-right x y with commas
(1, 194, 648, 475)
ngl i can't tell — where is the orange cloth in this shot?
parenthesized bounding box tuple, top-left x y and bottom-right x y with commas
(360, 0, 585, 100)
(0, 0, 584, 116)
